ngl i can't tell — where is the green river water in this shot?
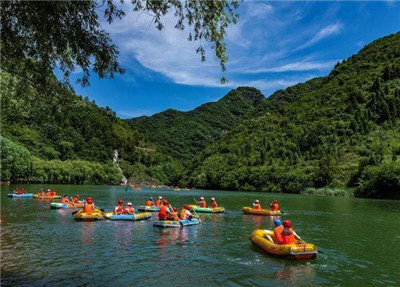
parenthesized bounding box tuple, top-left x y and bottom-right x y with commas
(1, 184, 400, 286)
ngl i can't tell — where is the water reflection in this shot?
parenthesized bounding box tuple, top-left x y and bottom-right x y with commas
(81, 222, 95, 244)
(275, 264, 316, 286)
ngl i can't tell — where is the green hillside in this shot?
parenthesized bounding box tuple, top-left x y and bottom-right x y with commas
(183, 32, 400, 199)
(128, 87, 264, 161)
(0, 65, 181, 185)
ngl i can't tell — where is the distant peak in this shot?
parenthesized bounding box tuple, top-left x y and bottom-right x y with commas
(221, 86, 265, 105)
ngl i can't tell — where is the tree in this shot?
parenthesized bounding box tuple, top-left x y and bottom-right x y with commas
(1, 0, 239, 86)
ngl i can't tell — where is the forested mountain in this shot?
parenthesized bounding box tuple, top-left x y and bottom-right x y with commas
(128, 87, 264, 161)
(182, 32, 400, 199)
(2, 33, 399, 199)
(0, 64, 182, 185)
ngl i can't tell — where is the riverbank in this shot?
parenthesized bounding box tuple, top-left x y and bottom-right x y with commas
(301, 187, 354, 197)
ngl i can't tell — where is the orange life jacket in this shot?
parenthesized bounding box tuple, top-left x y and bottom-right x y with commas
(60, 198, 69, 203)
(40, 192, 45, 196)
(180, 208, 189, 220)
(281, 227, 295, 245)
(123, 207, 135, 215)
(168, 212, 178, 221)
(83, 203, 94, 213)
(211, 201, 218, 208)
(199, 200, 207, 208)
(145, 200, 154, 206)
(271, 203, 279, 211)
(73, 198, 79, 204)
(155, 199, 162, 207)
(254, 203, 261, 210)
(273, 225, 284, 243)
(158, 205, 168, 219)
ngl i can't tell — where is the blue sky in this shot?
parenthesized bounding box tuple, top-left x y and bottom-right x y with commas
(65, 1, 400, 119)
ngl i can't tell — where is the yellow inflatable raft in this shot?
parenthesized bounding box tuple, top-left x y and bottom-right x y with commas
(34, 194, 61, 199)
(242, 207, 282, 216)
(250, 229, 317, 260)
(73, 208, 104, 221)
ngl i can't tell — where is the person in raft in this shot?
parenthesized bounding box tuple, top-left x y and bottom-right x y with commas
(273, 219, 283, 244)
(253, 200, 261, 210)
(123, 202, 135, 215)
(145, 197, 154, 206)
(197, 197, 207, 208)
(60, 195, 71, 204)
(180, 204, 193, 220)
(16, 188, 26, 194)
(167, 207, 179, 221)
(45, 189, 51, 196)
(281, 220, 296, 245)
(210, 197, 218, 208)
(114, 199, 124, 215)
(39, 189, 45, 197)
(270, 200, 280, 211)
(72, 195, 80, 204)
(157, 200, 170, 220)
(83, 197, 95, 213)
(155, 196, 163, 207)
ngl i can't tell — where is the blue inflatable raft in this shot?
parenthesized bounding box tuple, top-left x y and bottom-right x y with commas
(153, 218, 200, 228)
(104, 212, 152, 221)
(7, 193, 34, 198)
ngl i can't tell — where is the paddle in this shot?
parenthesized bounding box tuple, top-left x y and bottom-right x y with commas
(191, 207, 202, 224)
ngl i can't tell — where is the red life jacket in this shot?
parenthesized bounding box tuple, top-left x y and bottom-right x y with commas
(158, 205, 168, 219)
(254, 204, 261, 210)
(123, 207, 134, 215)
(199, 200, 207, 208)
(115, 205, 123, 215)
(281, 227, 295, 244)
(211, 201, 218, 208)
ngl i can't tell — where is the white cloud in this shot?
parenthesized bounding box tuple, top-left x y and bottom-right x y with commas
(246, 2, 273, 18)
(296, 22, 343, 51)
(243, 60, 337, 74)
(100, 3, 340, 91)
(105, 9, 223, 88)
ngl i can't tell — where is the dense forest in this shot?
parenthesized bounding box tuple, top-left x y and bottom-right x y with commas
(0, 63, 183, 185)
(1, 33, 400, 199)
(180, 33, 400, 199)
(129, 87, 264, 161)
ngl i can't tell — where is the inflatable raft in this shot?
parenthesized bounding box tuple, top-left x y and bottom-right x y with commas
(250, 229, 317, 260)
(50, 202, 84, 209)
(73, 209, 104, 221)
(103, 212, 152, 221)
(189, 205, 225, 213)
(242, 207, 282, 216)
(137, 205, 160, 212)
(34, 194, 61, 199)
(153, 218, 200, 228)
(7, 193, 34, 198)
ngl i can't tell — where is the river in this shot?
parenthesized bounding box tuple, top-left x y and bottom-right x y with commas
(1, 184, 399, 286)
